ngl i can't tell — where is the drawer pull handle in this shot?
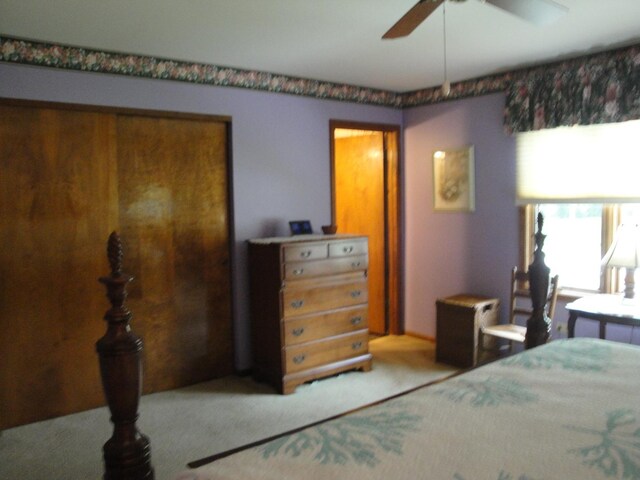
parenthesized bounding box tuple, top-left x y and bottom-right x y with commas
(350, 290, 362, 298)
(293, 354, 306, 364)
(352, 341, 363, 350)
(343, 246, 354, 253)
(291, 300, 304, 309)
(293, 268, 304, 276)
(351, 261, 361, 268)
(292, 327, 305, 337)
(350, 316, 362, 325)
(300, 250, 312, 258)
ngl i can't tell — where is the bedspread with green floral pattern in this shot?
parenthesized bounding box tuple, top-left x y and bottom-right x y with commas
(176, 338, 640, 480)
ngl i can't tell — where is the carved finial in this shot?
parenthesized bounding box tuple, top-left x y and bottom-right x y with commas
(100, 231, 132, 316)
(107, 231, 123, 276)
(526, 211, 551, 349)
(534, 212, 546, 253)
(537, 212, 544, 232)
(96, 232, 153, 479)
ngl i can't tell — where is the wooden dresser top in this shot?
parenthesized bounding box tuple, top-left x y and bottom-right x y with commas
(248, 234, 366, 245)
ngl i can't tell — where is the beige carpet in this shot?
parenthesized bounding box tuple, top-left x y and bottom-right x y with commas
(0, 335, 457, 480)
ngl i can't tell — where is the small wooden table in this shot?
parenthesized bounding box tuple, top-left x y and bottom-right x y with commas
(566, 294, 640, 339)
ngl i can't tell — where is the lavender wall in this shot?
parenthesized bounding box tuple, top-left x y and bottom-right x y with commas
(4, 63, 635, 371)
(403, 93, 640, 347)
(0, 63, 403, 369)
(402, 93, 520, 338)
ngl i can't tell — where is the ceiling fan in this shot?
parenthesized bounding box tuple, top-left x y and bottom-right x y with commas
(382, 0, 569, 39)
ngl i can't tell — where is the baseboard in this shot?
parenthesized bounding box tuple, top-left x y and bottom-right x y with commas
(404, 331, 436, 343)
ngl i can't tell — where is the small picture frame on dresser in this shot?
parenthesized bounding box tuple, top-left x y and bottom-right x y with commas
(289, 220, 313, 235)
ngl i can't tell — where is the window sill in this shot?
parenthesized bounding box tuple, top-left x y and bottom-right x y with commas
(557, 288, 600, 302)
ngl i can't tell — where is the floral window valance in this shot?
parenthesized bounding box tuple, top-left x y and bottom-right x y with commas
(505, 45, 640, 133)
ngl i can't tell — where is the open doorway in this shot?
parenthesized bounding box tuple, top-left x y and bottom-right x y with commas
(330, 121, 402, 336)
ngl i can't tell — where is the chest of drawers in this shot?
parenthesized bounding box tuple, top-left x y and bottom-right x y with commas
(248, 234, 372, 394)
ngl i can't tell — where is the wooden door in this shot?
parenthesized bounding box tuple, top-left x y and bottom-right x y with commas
(0, 101, 233, 429)
(0, 104, 119, 428)
(332, 125, 401, 335)
(116, 114, 233, 392)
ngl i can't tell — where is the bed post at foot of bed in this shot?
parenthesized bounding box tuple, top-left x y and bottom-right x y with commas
(97, 231, 154, 480)
(525, 213, 552, 349)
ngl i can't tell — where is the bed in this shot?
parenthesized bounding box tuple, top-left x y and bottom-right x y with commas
(173, 337, 640, 480)
(97, 232, 640, 480)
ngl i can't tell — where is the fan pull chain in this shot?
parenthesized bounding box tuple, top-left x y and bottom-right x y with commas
(442, 2, 451, 96)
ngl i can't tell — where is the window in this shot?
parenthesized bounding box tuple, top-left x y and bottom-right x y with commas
(516, 120, 640, 204)
(516, 120, 640, 296)
(526, 204, 640, 295)
(536, 204, 603, 291)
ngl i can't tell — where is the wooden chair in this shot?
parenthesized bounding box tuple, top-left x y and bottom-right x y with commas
(479, 266, 559, 359)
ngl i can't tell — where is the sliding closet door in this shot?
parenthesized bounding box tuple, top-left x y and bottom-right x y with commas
(116, 115, 233, 392)
(0, 101, 233, 429)
(0, 104, 118, 428)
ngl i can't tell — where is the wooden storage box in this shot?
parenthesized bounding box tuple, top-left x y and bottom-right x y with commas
(436, 294, 500, 368)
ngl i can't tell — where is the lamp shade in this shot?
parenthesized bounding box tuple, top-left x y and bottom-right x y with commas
(601, 224, 640, 269)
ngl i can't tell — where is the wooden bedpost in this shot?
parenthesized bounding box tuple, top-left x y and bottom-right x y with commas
(525, 213, 552, 349)
(97, 232, 154, 480)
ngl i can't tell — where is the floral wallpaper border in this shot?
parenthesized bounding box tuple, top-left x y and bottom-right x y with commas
(399, 72, 512, 107)
(1, 35, 638, 111)
(0, 36, 402, 108)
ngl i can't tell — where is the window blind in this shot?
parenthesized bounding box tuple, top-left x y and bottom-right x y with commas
(516, 119, 640, 204)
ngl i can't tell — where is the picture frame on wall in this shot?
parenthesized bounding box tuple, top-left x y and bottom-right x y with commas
(432, 145, 475, 212)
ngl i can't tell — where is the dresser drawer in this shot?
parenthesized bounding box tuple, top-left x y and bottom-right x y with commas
(329, 239, 368, 258)
(283, 243, 327, 262)
(282, 281, 368, 318)
(283, 306, 368, 346)
(284, 330, 369, 374)
(283, 255, 367, 280)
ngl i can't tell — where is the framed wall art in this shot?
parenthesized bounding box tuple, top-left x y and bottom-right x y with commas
(432, 145, 475, 212)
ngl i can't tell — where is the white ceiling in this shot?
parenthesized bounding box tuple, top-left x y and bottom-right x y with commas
(1, 0, 639, 92)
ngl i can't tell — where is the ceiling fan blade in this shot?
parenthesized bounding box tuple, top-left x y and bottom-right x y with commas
(382, 0, 444, 39)
(484, 0, 568, 26)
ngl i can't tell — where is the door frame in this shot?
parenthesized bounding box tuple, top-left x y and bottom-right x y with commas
(329, 120, 403, 335)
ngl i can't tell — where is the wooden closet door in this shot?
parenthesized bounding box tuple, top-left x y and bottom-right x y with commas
(0, 102, 233, 429)
(0, 104, 118, 428)
(116, 115, 233, 392)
